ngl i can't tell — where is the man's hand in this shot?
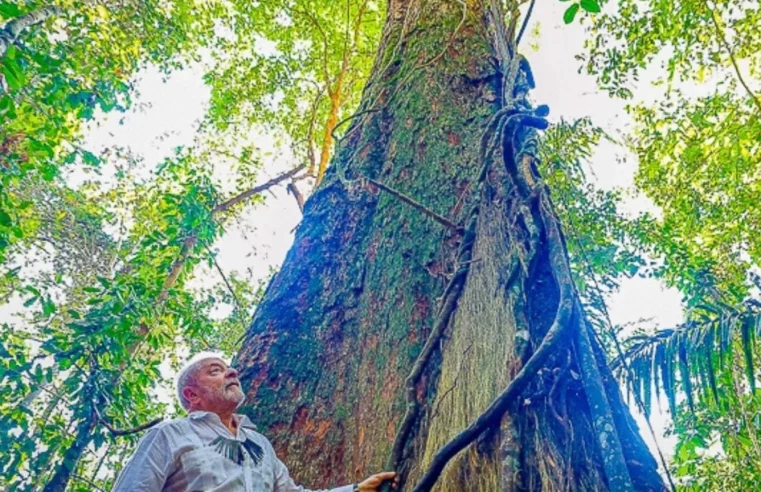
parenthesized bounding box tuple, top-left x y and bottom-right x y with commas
(357, 471, 399, 491)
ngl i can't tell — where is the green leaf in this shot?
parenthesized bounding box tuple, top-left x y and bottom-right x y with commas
(740, 317, 755, 393)
(580, 0, 601, 13)
(23, 296, 38, 308)
(0, 95, 13, 115)
(2, 57, 25, 91)
(0, 209, 11, 227)
(81, 150, 101, 166)
(704, 327, 720, 406)
(0, 3, 22, 18)
(43, 300, 57, 317)
(40, 164, 58, 182)
(677, 341, 694, 410)
(563, 3, 580, 24)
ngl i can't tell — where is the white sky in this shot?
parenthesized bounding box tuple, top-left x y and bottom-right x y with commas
(79, 1, 684, 464)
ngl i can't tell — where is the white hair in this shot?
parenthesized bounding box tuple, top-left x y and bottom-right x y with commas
(175, 351, 227, 410)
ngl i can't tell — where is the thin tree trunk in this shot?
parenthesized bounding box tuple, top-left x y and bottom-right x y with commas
(315, 87, 344, 185)
(236, 1, 665, 490)
(42, 401, 96, 492)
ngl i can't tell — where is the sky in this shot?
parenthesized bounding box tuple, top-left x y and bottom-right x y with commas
(79, 0, 685, 463)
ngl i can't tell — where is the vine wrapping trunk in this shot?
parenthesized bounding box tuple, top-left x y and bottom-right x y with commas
(235, 0, 666, 490)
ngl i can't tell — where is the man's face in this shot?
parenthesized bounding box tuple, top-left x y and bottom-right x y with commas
(183, 358, 244, 412)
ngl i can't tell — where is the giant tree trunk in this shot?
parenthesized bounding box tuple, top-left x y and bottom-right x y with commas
(235, 1, 666, 490)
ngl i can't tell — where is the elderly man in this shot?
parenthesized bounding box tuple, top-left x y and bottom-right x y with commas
(114, 355, 398, 491)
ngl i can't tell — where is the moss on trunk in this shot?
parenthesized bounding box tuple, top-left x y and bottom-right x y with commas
(235, 1, 666, 490)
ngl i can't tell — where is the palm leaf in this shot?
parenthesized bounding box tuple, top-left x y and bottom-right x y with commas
(613, 303, 760, 418)
(677, 339, 694, 410)
(740, 316, 756, 393)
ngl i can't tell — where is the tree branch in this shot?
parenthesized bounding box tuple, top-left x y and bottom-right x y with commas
(705, 0, 761, 113)
(1, 5, 64, 58)
(298, 7, 332, 88)
(213, 164, 305, 214)
(305, 88, 325, 175)
(71, 474, 105, 492)
(287, 181, 305, 213)
(363, 177, 461, 233)
(208, 246, 243, 311)
(92, 404, 163, 437)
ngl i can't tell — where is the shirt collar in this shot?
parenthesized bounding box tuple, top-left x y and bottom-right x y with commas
(188, 410, 257, 430)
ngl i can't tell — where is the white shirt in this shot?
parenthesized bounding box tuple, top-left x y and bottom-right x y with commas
(112, 411, 354, 492)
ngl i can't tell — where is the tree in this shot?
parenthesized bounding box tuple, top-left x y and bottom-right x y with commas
(201, 0, 383, 187)
(0, 148, 287, 491)
(234, 1, 665, 490)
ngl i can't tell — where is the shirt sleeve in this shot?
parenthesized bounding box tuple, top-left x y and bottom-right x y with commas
(112, 426, 175, 492)
(272, 455, 354, 492)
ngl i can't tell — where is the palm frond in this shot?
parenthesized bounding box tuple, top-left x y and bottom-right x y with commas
(614, 304, 761, 416)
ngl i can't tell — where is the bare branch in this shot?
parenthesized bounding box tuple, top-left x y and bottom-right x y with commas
(71, 474, 106, 492)
(297, 7, 333, 88)
(213, 164, 306, 214)
(306, 88, 325, 175)
(207, 246, 243, 311)
(92, 405, 163, 437)
(363, 177, 461, 233)
(287, 181, 305, 213)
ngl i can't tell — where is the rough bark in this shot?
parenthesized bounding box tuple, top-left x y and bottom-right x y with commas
(236, 0, 666, 490)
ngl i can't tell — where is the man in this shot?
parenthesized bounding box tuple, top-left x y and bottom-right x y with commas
(114, 354, 398, 491)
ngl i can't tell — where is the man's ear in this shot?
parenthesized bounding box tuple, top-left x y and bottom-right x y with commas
(183, 385, 200, 406)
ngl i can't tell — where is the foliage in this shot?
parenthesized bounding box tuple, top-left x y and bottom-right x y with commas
(583, 0, 760, 300)
(617, 302, 761, 416)
(0, 0, 211, 262)
(584, 0, 761, 486)
(0, 152, 267, 490)
(669, 390, 761, 490)
(539, 118, 645, 346)
(200, 0, 383, 184)
(0, 0, 385, 488)
(1, 0, 759, 488)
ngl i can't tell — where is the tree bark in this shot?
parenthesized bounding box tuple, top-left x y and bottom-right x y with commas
(236, 1, 666, 490)
(42, 400, 96, 492)
(0, 5, 64, 58)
